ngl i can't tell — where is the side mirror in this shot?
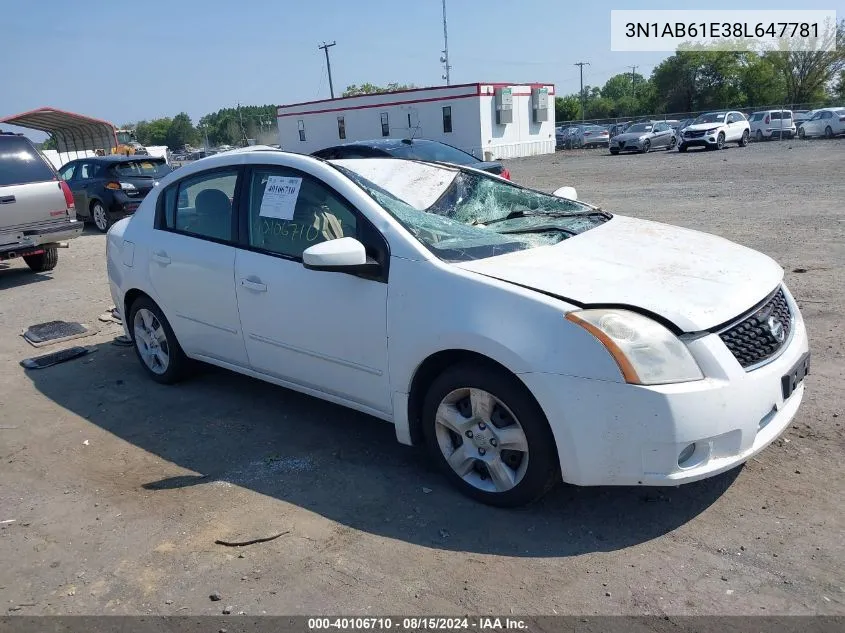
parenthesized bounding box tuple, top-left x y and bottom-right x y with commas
(303, 237, 380, 275)
(552, 186, 578, 201)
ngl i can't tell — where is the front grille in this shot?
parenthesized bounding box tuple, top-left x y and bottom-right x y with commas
(685, 130, 706, 138)
(719, 288, 792, 369)
(618, 141, 626, 149)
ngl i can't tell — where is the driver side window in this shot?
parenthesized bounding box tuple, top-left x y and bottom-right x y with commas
(247, 167, 358, 260)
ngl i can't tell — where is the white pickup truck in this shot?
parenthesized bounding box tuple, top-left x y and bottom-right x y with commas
(0, 132, 83, 272)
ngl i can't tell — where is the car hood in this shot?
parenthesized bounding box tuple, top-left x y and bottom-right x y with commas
(613, 132, 648, 142)
(454, 215, 783, 332)
(684, 122, 726, 132)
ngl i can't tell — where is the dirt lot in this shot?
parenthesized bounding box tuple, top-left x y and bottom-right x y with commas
(1, 139, 843, 617)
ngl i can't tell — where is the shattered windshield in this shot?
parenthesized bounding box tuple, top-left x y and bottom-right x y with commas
(332, 158, 610, 263)
(693, 112, 727, 124)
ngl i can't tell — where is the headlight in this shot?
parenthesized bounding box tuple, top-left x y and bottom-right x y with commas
(639, 135, 647, 141)
(119, 182, 137, 190)
(705, 128, 718, 134)
(566, 309, 703, 385)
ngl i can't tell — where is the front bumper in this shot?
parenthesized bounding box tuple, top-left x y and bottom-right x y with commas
(680, 135, 719, 147)
(521, 288, 810, 487)
(611, 140, 644, 151)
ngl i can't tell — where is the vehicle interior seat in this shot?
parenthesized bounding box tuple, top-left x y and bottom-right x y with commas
(193, 188, 232, 240)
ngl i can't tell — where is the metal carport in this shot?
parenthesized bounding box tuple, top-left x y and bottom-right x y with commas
(0, 106, 118, 158)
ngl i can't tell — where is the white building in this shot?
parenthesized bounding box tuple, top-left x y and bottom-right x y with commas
(276, 82, 556, 160)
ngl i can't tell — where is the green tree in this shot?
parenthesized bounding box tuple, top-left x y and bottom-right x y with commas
(342, 82, 415, 97)
(765, 19, 845, 104)
(739, 55, 786, 107)
(41, 136, 57, 150)
(165, 112, 197, 149)
(601, 73, 644, 102)
(133, 118, 171, 146)
(554, 95, 580, 122)
(834, 69, 845, 100)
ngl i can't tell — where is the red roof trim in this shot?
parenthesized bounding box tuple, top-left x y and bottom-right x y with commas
(276, 82, 555, 112)
(0, 106, 116, 130)
(278, 93, 480, 118)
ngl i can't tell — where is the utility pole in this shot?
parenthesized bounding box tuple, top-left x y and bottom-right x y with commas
(628, 65, 638, 100)
(574, 61, 590, 122)
(318, 41, 337, 98)
(440, 0, 451, 85)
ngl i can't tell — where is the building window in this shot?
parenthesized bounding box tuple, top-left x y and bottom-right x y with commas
(297, 119, 306, 142)
(442, 106, 452, 133)
(337, 116, 346, 140)
(380, 112, 389, 137)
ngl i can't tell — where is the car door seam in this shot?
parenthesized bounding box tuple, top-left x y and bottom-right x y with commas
(174, 313, 239, 335)
(246, 332, 384, 376)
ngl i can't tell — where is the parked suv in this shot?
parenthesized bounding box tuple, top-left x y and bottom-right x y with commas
(749, 110, 796, 140)
(678, 111, 750, 151)
(59, 155, 172, 232)
(0, 132, 81, 272)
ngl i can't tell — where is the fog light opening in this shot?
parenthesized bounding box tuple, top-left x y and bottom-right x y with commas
(678, 443, 697, 468)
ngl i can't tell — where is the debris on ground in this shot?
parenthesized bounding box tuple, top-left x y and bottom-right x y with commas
(20, 346, 96, 370)
(22, 321, 96, 348)
(214, 530, 290, 547)
(112, 335, 133, 347)
(209, 592, 222, 601)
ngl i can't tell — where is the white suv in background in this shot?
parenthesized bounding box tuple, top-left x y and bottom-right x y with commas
(678, 111, 750, 152)
(749, 110, 796, 140)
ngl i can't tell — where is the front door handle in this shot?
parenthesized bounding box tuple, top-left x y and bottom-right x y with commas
(152, 250, 171, 265)
(240, 278, 267, 292)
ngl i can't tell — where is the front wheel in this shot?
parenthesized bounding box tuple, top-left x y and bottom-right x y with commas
(739, 129, 749, 147)
(669, 136, 677, 149)
(715, 132, 725, 150)
(23, 246, 58, 272)
(641, 139, 651, 153)
(824, 126, 834, 139)
(128, 296, 191, 384)
(609, 149, 619, 155)
(798, 127, 806, 139)
(678, 143, 688, 153)
(422, 363, 559, 507)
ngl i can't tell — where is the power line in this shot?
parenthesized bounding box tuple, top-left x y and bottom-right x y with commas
(318, 41, 337, 99)
(628, 65, 638, 101)
(440, 0, 451, 85)
(574, 61, 590, 122)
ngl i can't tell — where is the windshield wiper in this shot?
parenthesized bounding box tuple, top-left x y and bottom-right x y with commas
(496, 224, 577, 236)
(480, 208, 611, 226)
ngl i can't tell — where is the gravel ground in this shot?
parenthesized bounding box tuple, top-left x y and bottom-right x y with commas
(0, 139, 843, 617)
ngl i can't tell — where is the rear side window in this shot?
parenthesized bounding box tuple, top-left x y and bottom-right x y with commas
(0, 136, 56, 186)
(771, 112, 782, 120)
(160, 169, 238, 242)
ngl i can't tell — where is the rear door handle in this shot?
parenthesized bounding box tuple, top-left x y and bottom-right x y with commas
(0, 195, 15, 204)
(152, 250, 171, 265)
(240, 278, 267, 292)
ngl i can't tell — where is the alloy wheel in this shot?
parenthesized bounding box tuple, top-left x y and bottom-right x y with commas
(433, 388, 529, 493)
(133, 308, 170, 375)
(92, 203, 108, 232)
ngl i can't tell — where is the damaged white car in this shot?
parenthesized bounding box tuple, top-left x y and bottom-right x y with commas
(106, 147, 809, 507)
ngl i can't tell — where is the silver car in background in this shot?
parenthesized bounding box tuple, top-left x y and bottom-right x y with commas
(0, 132, 81, 273)
(610, 121, 677, 154)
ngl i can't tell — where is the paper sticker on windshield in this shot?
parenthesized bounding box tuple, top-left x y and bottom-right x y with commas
(259, 176, 301, 220)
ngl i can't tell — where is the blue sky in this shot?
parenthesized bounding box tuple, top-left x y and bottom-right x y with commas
(1, 0, 840, 138)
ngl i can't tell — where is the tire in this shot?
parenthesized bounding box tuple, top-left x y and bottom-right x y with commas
(678, 144, 688, 153)
(23, 246, 58, 272)
(641, 139, 651, 153)
(421, 363, 559, 507)
(91, 201, 112, 233)
(669, 136, 677, 150)
(755, 130, 763, 142)
(128, 296, 191, 384)
(798, 127, 805, 139)
(715, 132, 725, 150)
(824, 126, 834, 139)
(739, 129, 750, 147)
(609, 149, 619, 155)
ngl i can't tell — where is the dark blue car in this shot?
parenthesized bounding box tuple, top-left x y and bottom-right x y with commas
(58, 155, 172, 232)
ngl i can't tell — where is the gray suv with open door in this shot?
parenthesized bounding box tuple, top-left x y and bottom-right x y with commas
(0, 132, 82, 272)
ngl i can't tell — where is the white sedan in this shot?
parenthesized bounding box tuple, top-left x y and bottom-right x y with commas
(106, 147, 810, 506)
(797, 107, 845, 139)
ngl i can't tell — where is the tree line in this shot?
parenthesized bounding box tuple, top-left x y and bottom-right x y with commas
(556, 23, 844, 122)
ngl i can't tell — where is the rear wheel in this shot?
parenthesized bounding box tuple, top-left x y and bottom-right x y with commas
(824, 126, 834, 139)
(739, 129, 749, 147)
(755, 130, 763, 142)
(91, 201, 111, 233)
(422, 363, 559, 507)
(128, 296, 191, 384)
(23, 246, 58, 272)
